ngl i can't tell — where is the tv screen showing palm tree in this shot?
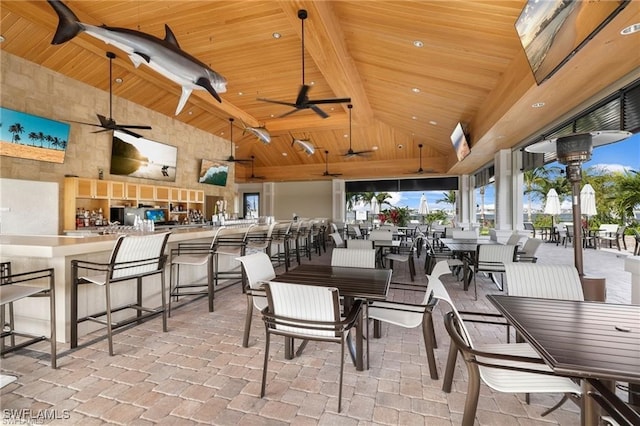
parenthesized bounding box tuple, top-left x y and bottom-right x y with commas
(0, 107, 70, 164)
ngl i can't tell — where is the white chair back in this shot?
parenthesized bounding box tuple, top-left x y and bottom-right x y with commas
(236, 252, 276, 290)
(330, 248, 376, 268)
(452, 230, 477, 239)
(505, 232, 524, 246)
(368, 229, 392, 241)
(520, 237, 543, 257)
(110, 232, 170, 279)
(346, 239, 373, 249)
(330, 232, 345, 248)
(505, 264, 584, 301)
(476, 244, 517, 272)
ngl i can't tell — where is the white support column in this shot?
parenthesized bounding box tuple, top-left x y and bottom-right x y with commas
(494, 149, 513, 231)
(512, 149, 524, 231)
(624, 256, 640, 305)
(262, 182, 275, 217)
(332, 179, 346, 222)
(458, 175, 473, 228)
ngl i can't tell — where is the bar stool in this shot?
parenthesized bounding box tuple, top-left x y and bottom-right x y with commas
(270, 221, 293, 271)
(72, 232, 171, 355)
(213, 225, 256, 289)
(169, 227, 225, 315)
(0, 263, 56, 368)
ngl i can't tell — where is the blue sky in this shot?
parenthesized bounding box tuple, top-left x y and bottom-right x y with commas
(353, 133, 639, 213)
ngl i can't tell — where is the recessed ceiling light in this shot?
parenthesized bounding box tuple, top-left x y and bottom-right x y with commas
(532, 102, 545, 108)
(238, 91, 243, 96)
(114, 77, 123, 84)
(372, 146, 379, 151)
(282, 152, 288, 156)
(272, 32, 282, 39)
(429, 120, 438, 126)
(309, 81, 315, 86)
(621, 23, 640, 35)
(397, 144, 403, 149)
(188, 111, 193, 115)
(343, 133, 348, 138)
(413, 40, 423, 48)
(411, 87, 420, 93)
(412, 116, 418, 120)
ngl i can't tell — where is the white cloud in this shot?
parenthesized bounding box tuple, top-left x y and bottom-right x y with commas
(589, 163, 633, 174)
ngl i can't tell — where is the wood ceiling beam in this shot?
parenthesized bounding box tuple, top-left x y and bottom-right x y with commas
(277, 1, 374, 126)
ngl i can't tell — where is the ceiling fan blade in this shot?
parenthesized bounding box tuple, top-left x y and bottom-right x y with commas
(308, 97, 352, 105)
(295, 85, 311, 106)
(118, 124, 153, 130)
(310, 105, 329, 119)
(277, 108, 302, 119)
(256, 98, 298, 108)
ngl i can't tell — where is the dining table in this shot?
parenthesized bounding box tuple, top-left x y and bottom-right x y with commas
(487, 294, 640, 426)
(438, 237, 500, 290)
(273, 264, 392, 371)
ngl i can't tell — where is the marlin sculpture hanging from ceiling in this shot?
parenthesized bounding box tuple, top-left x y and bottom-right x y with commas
(47, 0, 227, 115)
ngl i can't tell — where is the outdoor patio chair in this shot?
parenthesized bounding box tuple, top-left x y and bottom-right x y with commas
(331, 248, 376, 269)
(261, 281, 363, 412)
(523, 222, 536, 238)
(516, 237, 543, 263)
(472, 244, 517, 299)
(245, 222, 276, 256)
(505, 263, 584, 301)
(423, 238, 464, 277)
(598, 225, 627, 251)
(329, 232, 346, 248)
(236, 252, 276, 347)
(384, 234, 424, 281)
(505, 232, 524, 247)
(443, 308, 582, 426)
(71, 232, 171, 355)
(1, 263, 56, 368)
(451, 230, 477, 239)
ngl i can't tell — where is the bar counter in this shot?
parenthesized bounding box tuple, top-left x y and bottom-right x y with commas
(0, 225, 264, 344)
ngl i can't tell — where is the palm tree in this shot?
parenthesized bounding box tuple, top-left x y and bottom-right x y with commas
(614, 170, 640, 222)
(346, 192, 367, 211)
(8, 122, 24, 143)
(28, 131, 39, 146)
(523, 166, 553, 221)
(436, 190, 456, 213)
(375, 192, 393, 208)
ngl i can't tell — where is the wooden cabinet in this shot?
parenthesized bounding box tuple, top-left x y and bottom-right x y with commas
(138, 185, 155, 200)
(64, 177, 212, 230)
(74, 178, 109, 199)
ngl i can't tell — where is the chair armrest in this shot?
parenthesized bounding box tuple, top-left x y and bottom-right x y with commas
(342, 299, 364, 328)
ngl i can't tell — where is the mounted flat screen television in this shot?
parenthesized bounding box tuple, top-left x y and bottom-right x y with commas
(110, 130, 177, 182)
(450, 122, 471, 162)
(0, 107, 70, 164)
(199, 159, 228, 187)
(515, 0, 629, 85)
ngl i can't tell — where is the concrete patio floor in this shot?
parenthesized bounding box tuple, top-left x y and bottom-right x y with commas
(0, 236, 636, 425)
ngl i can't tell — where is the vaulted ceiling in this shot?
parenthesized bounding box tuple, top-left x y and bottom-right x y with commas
(1, 1, 638, 183)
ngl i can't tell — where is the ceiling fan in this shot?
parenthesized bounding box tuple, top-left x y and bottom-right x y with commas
(220, 118, 251, 163)
(407, 144, 436, 174)
(257, 9, 351, 119)
(247, 156, 265, 180)
(68, 52, 151, 138)
(343, 104, 374, 157)
(319, 150, 343, 177)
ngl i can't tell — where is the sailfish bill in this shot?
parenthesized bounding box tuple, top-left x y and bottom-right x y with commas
(47, 0, 227, 115)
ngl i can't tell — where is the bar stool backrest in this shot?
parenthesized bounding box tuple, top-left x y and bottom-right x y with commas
(109, 232, 171, 280)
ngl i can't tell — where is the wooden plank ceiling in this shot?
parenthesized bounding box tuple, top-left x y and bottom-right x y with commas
(1, 1, 638, 183)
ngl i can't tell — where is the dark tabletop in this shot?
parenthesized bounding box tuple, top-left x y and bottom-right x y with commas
(273, 264, 391, 301)
(488, 295, 640, 383)
(439, 238, 499, 253)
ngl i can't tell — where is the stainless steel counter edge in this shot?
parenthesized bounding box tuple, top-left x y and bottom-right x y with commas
(0, 225, 266, 258)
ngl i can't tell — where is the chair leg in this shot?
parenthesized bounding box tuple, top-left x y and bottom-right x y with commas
(260, 332, 270, 398)
(408, 257, 415, 282)
(462, 364, 482, 426)
(105, 282, 114, 356)
(338, 339, 345, 413)
(442, 339, 459, 393)
(422, 314, 439, 380)
(207, 257, 214, 313)
(160, 272, 167, 333)
(242, 299, 253, 348)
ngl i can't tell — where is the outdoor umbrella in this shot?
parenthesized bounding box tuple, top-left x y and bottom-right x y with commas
(418, 193, 429, 215)
(370, 196, 380, 214)
(580, 183, 597, 221)
(544, 188, 561, 228)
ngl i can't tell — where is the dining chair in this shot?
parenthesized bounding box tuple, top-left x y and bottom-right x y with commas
(598, 225, 627, 251)
(451, 230, 477, 239)
(261, 281, 363, 412)
(168, 227, 225, 315)
(71, 231, 171, 355)
(0, 264, 56, 368)
(330, 248, 376, 269)
(515, 237, 543, 263)
(443, 308, 582, 426)
(433, 277, 582, 425)
(235, 252, 276, 347)
(505, 232, 524, 247)
(505, 263, 584, 301)
(330, 232, 346, 248)
(367, 259, 452, 380)
(384, 234, 424, 281)
(423, 238, 464, 277)
(472, 244, 517, 299)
